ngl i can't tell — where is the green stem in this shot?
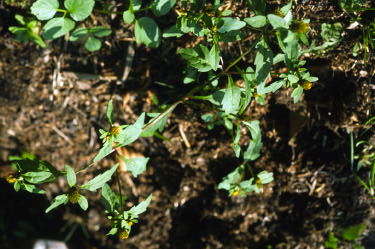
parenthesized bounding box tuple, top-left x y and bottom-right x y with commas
(115, 170, 124, 213)
(224, 36, 261, 73)
(94, 9, 123, 15)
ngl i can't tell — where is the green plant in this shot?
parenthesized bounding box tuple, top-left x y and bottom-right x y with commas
(6, 0, 342, 240)
(339, 0, 375, 65)
(351, 117, 375, 198)
(9, 14, 46, 48)
(325, 223, 365, 249)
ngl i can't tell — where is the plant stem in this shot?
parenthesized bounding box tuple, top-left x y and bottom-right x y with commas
(94, 9, 123, 15)
(115, 169, 124, 213)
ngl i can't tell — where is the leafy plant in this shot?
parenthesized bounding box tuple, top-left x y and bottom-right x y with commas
(325, 223, 365, 249)
(8, 14, 46, 48)
(5, 0, 343, 241)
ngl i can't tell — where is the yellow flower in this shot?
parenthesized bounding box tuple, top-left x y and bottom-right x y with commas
(291, 21, 309, 33)
(256, 178, 263, 188)
(211, 26, 217, 33)
(300, 80, 312, 90)
(119, 229, 129, 239)
(68, 187, 80, 203)
(232, 190, 239, 196)
(128, 221, 133, 226)
(110, 126, 120, 135)
(253, 92, 260, 98)
(6, 174, 18, 183)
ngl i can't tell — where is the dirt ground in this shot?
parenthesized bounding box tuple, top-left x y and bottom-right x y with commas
(1, 1, 375, 249)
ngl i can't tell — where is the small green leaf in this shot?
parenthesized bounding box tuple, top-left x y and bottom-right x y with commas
(42, 17, 75, 40)
(85, 36, 101, 52)
(65, 165, 76, 187)
(152, 0, 176, 16)
(201, 113, 215, 122)
(64, 0, 95, 22)
(14, 181, 21, 192)
(45, 194, 69, 213)
(107, 100, 114, 125)
(141, 103, 178, 137)
(222, 75, 241, 114)
(233, 124, 241, 158)
(131, 0, 142, 11)
(31, 0, 59, 21)
(218, 166, 244, 190)
(134, 17, 161, 48)
(243, 120, 262, 161)
(23, 183, 46, 194)
(324, 231, 338, 249)
(217, 17, 246, 33)
(254, 37, 273, 95)
(288, 74, 299, 83)
(94, 140, 113, 163)
(80, 164, 119, 192)
(106, 227, 118, 236)
(89, 26, 112, 37)
(163, 25, 184, 38)
(244, 16, 267, 28)
(219, 30, 245, 43)
(267, 14, 288, 30)
(291, 85, 303, 103)
(118, 155, 149, 177)
(115, 113, 145, 147)
(69, 27, 88, 41)
(123, 10, 135, 24)
(101, 184, 118, 212)
(341, 223, 365, 241)
(209, 44, 220, 71)
(179, 45, 212, 72)
(78, 195, 88, 210)
(129, 194, 152, 216)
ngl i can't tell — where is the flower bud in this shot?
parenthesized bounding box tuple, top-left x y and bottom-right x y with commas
(119, 228, 129, 239)
(300, 80, 312, 90)
(68, 187, 80, 203)
(110, 126, 120, 135)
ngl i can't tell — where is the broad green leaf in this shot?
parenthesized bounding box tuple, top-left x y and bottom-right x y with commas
(65, 165, 76, 187)
(209, 44, 220, 71)
(239, 179, 258, 193)
(217, 17, 246, 33)
(17, 159, 61, 183)
(42, 17, 75, 40)
(267, 14, 287, 30)
(179, 44, 212, 72)
(266, 80, 284, 93)
(45, 194, 69, 213)
(218, 166, 244, 190)
(152, 0, 176, 16)
(222, 76, 241, 114)
(31, 0, 59, 21)
(118, 155, 149, 177)
(123, 10, 135, 24)
(23, 183, 46, 194)
(134, 17, 161, 48)
(255, 37, 273, 95)
(80, 164, 119, 191)
(341, 223, 365, 241)
(64, 0, 95, 22)
(129, 194, 152, 216)
(291, 85, 303, 103)
(78, 195, 88, 210)
(201, 113, 215, 122)
(115, 113, 145, 147)
(85, 36, 101, 52)
(93, 140, 113, 163)
(69, 27, 88, 41)
(141, 103, 178, 137)
(163, 25, 184, 38)
(101, 184, 118, 212)
(14, 181, 21, 192)
(244, 16, 267, 28)
(90, 26, 112, 37)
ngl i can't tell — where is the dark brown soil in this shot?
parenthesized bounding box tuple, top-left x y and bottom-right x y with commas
(1, 1, 375, 249)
